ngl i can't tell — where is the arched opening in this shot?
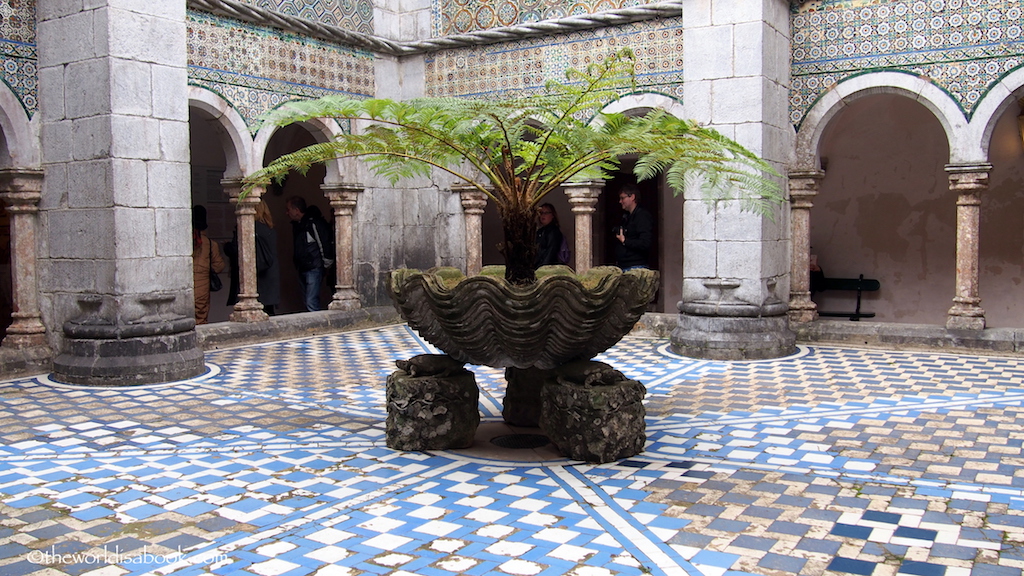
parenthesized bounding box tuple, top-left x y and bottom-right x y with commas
(0, 131, 10, 337)
(189, 106, 233, 324)
(811, 93, 953, 324)
(979, 100, 1024, 327)
(262, 124, 334, 314)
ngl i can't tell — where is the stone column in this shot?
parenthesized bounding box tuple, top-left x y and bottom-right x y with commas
(787, 170, 823, 323)
(563, 181, 603, 273)
(41, 2, 203, 385)
(0, 170, 47, 349)
(322, 183, 363, 310)
(224, 180, 268, 322)
(672, 0, 795, 360)
(945, 163, 989, 330)
(456, 184, 487, 276)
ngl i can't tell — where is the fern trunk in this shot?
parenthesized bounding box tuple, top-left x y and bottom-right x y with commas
(501, 205, 538, 285)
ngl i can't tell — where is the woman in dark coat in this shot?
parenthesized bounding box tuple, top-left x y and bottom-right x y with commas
(534, 203, 565, 268)
(254, 200, 281, 315)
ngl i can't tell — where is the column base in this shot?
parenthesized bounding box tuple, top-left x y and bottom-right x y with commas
(229, 296, 269, 323)
(2, 314, 47, 349)
(788, 292, 818, 324)
(947, 301, 985, 330)
(53, 317, 204, 386)
(946, 315, 985, 330)
(328, 287, 361, 311)
(671, 312, 796, 360)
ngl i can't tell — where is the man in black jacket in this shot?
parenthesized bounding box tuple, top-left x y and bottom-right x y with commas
(286, 196, 333, 312)
(614, 185, 653, 270)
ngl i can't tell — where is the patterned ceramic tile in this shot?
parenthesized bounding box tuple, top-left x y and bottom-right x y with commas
(186, 11, 376, 126)
(241, 0, 375, 35)
(2, 325, 1024, 575)
(432, 0, 656, 37)
(0, 0, 34, 116)
(424, 18, 684, 101)
(790, 0, 1024, 128)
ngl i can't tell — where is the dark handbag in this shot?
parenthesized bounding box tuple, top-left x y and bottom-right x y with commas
(209, 241, 222, 292)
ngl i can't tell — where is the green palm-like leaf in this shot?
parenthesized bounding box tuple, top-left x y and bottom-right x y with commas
(245, 48, 783, 283)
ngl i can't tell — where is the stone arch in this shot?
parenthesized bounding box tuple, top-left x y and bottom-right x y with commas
(0, 80, 39, 169)
(794, 71, 967, 170)
(594, 92, 685, 313)
(253, 113, 346, 184)
(187, 86, 255, 178)
(597, 92, 685, 120)
(966, 66, 1024, 162)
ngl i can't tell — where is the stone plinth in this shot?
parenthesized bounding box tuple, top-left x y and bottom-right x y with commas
(539, 361, 646, 463)
(672, 312, 795, 361)
(54, 314, 203, 386)
(385, 355, 479, 450)
(503, 366, 551, 427)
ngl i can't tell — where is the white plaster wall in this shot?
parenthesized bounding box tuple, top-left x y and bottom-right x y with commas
(979, 108, 1024, 328)
(812, 94, 956, 324)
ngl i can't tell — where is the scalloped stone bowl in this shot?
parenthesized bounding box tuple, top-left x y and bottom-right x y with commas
(388, 265, 660, 370)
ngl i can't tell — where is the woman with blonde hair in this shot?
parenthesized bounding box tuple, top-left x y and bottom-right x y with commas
(254, 200, 281, 315)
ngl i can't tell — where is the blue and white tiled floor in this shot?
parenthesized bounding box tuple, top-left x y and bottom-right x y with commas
(3, 324, 1024, 575)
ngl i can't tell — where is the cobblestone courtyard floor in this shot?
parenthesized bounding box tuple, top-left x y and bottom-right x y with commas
(2, 324, 1024, 576)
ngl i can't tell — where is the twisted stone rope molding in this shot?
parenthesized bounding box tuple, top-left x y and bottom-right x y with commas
(186, 0, 683, 56)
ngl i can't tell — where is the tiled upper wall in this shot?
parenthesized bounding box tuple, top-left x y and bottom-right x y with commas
(0, 0, 35, 116)
(424, 18, 684, 102)
(187, 11, 375, 127)
(239, 0, 375, 35)
(433, 0, 658, 37)
(791, 0, 1024, 128)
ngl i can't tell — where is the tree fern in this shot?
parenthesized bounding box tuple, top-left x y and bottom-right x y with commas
(245, 47, 783, 284)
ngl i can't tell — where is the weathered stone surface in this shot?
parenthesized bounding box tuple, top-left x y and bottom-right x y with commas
(502, 366, 551, 427)
(539, 360, 647, 464)
(386, 355, 479, 451)
(388, 266, 660, 369)
(672, 313, 796, 360)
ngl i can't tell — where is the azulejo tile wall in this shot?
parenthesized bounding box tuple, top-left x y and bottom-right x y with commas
(239, 0, 374, 35)
(791, 0, 1024, 128)
(424, 19, 684, 103)
(432, 0, 656, 37)
(0, 0, 35, 116)
(187, 11, 375, 127)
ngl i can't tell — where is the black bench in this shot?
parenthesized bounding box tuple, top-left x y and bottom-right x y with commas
(817, 274, 880, 321)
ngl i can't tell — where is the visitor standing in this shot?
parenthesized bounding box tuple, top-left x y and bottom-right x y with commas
(534, 203, 567, 268)
(613, 186, 653, 270)
(192, 205, 226, 324)
(286, 196, 332, 312)
(254, 200, 281, 315)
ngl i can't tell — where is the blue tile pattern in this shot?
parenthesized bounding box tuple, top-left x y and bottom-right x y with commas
(791, 0, 1024, 127)
(2, 325, 1024, 575)
(186, 11, 375, 127)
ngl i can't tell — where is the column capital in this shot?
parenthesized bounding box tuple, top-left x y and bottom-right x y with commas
(562, 180, 604, 198)
(223, 179, 263, 206)
(0, 169, 43, 210)
(787, 169, 824, 196)
(321, 183, 365, 196)
(563, 180, 603, 215)
(456, 186, 488, 214)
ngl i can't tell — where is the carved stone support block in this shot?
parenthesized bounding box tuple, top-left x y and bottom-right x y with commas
(539, 360, 646, 463)
(502, 366, 552, 427)
(385, 355, 479, 450)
